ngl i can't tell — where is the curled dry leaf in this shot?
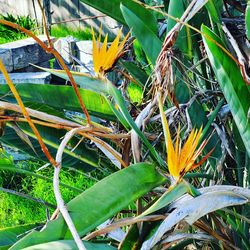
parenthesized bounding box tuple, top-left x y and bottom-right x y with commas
(141, 186, 250, 249)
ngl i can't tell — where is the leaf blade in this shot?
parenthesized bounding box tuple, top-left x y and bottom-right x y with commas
(11, 163, 166, 249)
(201, 25, 250, 156)
(121, 4, 162, 64)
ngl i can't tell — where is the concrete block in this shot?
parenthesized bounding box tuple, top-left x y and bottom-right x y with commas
(0, 48, 13, 72)
(54, 36, 77, 64)
(0, 72, 51, 84)
(0, 35, 55, 71)
(75, 40, 93, 66)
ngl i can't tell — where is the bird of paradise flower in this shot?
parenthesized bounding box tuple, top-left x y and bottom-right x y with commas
(91, 26, 130, 78)
(158, 92, 213, 184)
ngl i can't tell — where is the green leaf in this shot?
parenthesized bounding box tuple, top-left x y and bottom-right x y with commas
(0, 224, 39, 250)
(121, 4, 162, 64)
(121, 60, 148, 87)
(140, 182, 188, 217)
(32, 65, 109, 94)
(0, 83, 115, 121)
(30, 68, 164, 165)
(22, 240, 116, 250)
(11, 163, 166, 249)
(205, 0, 223, 23)
(79, 0, 157, 32)
(167, 0, 192, 58)
(202, 25, 250, 157)
(246, 1, 250, 40)
(1, 124, 99, 170)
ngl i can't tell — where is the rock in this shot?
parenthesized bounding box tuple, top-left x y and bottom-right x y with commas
(0, 35, 55, 72)
(0, 48, 13, 72)
(0, 72, 51, 84)
(54, 36, 78, 64)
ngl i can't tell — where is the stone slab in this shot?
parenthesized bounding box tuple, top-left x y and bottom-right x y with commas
(0, 72, 51, 84)
(0, 48, 13, 72)
(0, 35, 55, 72)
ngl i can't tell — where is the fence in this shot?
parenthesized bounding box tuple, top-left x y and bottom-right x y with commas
(0, 0, 120, 36)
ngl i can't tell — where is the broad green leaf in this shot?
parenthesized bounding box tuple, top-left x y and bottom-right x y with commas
(82, 0, 126, 24)
(121, 60, 148, 87)
(107, 82, 165, 167)
(188, 101, 222, 167)
(0, 224, 39, 250)
(202, 25, 250, 156)
(140, 182, 188, 217)
(0, 83, 115, 121)
(121, 4, 162, 64)
(22, 240, 116, 250)
(32, 65, 109, 94)
(0, 125, 99, 170)
(11, 163, 166, 249)
(32, 67, 164, 165)
(205, 0, 223, 23)
(79, 0, 158, 33)
(246, 1, 250, 40)
(167, 0, 192, 58)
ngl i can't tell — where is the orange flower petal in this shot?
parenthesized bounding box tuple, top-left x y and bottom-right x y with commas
(92, 27, 129, 76)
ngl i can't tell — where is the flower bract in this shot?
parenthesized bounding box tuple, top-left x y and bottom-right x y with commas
(92, 26, 129, 77)
(158, 93, 213, 182)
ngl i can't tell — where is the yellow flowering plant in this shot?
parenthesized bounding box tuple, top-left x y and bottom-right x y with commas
(92, 26, 130, 77)
(158, 92, 213, 184)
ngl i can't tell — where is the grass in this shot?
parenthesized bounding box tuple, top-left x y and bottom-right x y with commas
(51, 25, 92, 40)
(127, 82, 143, 104)
(0, 37, 14, 44)
(0, 160, 95, 228)
(0, 21, 92, 45)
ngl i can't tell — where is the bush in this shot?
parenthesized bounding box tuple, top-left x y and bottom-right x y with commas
(0, 13, 37, 43)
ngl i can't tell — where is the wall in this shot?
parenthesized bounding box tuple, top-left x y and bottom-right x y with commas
(0, 0, 121, 37)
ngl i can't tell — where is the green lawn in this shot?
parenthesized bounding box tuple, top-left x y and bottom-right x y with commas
(51, 25, 92, 40)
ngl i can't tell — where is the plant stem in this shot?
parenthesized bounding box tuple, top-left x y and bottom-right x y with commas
(55, 127, 88, 250)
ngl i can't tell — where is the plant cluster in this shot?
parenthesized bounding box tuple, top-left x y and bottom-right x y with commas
(0, 0, 249, 250)
(0, 13, 37, 43)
